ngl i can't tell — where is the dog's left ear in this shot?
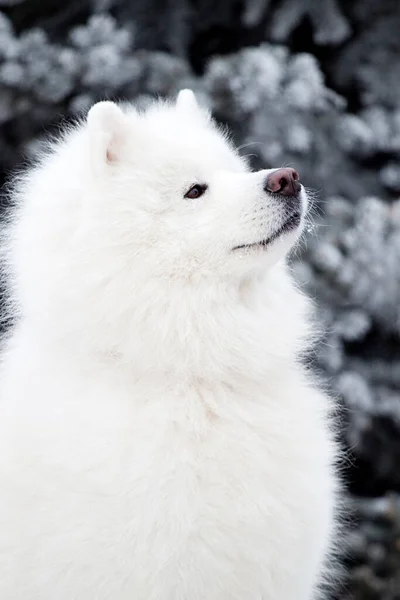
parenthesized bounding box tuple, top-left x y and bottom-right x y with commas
(87, 101, 128, 172)
(176, 89, 210, 121)
(176, 89, 199, 111)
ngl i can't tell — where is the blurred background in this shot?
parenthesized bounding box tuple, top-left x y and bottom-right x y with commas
(0, 0, 399, 597)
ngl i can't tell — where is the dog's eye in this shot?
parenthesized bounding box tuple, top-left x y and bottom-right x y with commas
(184, 184, 207, 199)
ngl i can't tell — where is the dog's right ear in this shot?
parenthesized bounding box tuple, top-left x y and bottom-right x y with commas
(87, 101, 128, 172)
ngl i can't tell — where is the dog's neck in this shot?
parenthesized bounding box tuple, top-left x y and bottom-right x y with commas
(17, 263, 312, 385)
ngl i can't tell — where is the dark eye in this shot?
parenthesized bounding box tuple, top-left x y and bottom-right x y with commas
(184, 184, 207, 199)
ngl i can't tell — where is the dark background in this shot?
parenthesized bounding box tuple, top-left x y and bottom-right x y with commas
(0, 0, 399, 597)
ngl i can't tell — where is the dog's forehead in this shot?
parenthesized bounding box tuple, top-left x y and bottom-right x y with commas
(159, 144, 245, 177)
(139, 120, 245, 174)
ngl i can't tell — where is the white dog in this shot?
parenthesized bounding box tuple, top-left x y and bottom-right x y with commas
(0, 91, 339, 600)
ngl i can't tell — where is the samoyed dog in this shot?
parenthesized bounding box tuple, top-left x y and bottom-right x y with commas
(0, 91, 338, 600)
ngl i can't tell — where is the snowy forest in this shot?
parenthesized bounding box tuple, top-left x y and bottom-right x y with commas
(0, 0, 399, 597)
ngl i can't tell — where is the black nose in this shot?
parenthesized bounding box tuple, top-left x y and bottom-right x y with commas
(264, 168, 301, 197)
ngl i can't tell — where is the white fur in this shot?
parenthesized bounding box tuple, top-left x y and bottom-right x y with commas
(0, 91, 339, 600)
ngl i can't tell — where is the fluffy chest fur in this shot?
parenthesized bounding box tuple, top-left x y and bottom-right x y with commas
(0, 346, 335, 600)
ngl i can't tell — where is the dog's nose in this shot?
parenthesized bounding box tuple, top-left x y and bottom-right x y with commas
(264, 168, 301, 197)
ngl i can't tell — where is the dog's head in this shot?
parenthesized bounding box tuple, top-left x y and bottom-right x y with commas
(7, 91, 310, 362)
(84, 90, 307, 281)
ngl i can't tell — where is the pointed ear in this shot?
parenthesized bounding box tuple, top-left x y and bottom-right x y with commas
(176, 89, 211, 122)
(86, 101, 128, 171)
(176, 89, 200, 112)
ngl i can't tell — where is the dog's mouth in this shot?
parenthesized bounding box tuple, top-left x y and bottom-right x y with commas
(232, 211, 302, 252)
